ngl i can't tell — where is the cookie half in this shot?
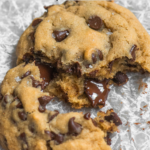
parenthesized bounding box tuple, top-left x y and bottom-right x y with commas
(0, 63, 121, 150)
(16, 1, 150, 108)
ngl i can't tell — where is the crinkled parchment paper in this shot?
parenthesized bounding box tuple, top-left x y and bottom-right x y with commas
(0, 0, 150, 150)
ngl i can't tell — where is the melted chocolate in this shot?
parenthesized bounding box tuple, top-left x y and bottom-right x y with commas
(36, 63, 54, 87)
(68, 117, 82, 136)
(84, 113, 91, 120)
(84, 79, 110, 107)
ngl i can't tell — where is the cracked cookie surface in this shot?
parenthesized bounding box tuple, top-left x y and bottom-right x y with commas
(0, 63, 121, 150)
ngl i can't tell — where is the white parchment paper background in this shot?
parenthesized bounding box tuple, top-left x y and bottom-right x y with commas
(0, 0, 150, 150)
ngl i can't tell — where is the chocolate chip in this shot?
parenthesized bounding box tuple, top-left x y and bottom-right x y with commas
(68, 117, 82, 136)
(92, 119, 98, 127)
(29, 32, 35, 42)
(53, 30, 69, 42)
(0, 94, 3, 101)
(84, 79, 110, 107)
(44, 5, 54, 10)
(113, 72, 128, 86)
(105, 112, 122, 126)
(29, 127, 35, 133)
(16, 101, 23, 109)
(19, 133, 26, 141)
(19, 133, 28, 147)
(92, 53, 97, 64)
(108, 61, 114, 72)
(66, 63, 81, 77)
(51, 133, 64, 145)
(32, 19, 43, 27)
(98, 50, 103, 60)
(23, 53, 34, 65)
(38, 96, 53, 112)
(45, 131, 64, 145)
(35, 63, 54, 87)
(130, 45, 137, 61)
(84, 113, 91, 120)
(49, 110, 59, 122)
(104, 132, 111, 145)
(30, 76, 46, 90)
(88, 16, 103, 30)
(18, 111, 27, 121)
(21, 71, 31, 79)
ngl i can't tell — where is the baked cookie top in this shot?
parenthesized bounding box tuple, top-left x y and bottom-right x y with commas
(16, 1, 150, 80)
(0, 63, 121, 150)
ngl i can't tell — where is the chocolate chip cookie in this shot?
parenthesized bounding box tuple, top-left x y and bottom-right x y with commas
(15, 1, 150, 108)
(0, 62, 121, 150)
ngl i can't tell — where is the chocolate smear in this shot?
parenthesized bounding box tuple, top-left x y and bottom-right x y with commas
(84, 79, 110, 107)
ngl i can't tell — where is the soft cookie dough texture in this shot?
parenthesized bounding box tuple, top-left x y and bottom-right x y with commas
(16, 1, 150, 108)
(0, 63, 122, 150)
